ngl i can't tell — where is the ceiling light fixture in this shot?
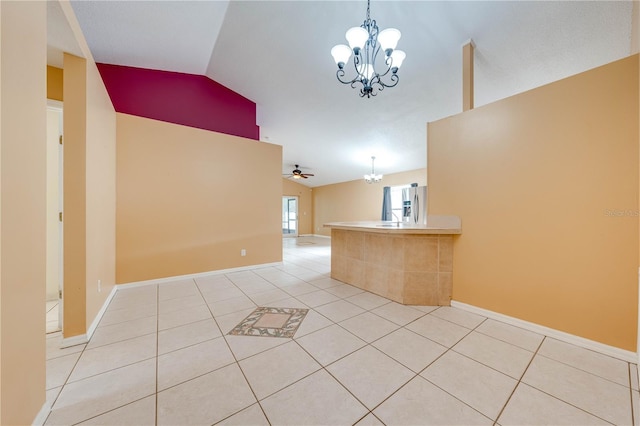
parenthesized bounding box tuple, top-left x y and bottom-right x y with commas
(331, 0, 406, 98)
(364, 156, 383, 183)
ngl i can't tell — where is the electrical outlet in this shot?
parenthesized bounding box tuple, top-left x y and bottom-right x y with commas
(98, 279, 102, 292)
(241, 249, 246, 256)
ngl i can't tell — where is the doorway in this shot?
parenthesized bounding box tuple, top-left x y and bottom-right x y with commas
(46, 101, 63, 333)
(282, 196, 298, 237)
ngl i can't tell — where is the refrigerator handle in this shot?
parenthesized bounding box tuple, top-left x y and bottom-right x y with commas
(414, 193, 419, 223)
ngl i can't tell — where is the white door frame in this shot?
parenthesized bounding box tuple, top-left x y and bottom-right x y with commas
(47, 99, 63, 332)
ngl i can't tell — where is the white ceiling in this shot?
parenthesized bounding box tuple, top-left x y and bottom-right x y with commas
(68, 0, 634, 187)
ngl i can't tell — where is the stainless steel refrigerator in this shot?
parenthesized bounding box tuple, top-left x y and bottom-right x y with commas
(402, 186, 428, 225)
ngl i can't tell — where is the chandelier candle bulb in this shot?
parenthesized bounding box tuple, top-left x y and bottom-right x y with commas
(331, 45, 352, 69)
(346, 27, 369, 52)
(390, 50, 406, 70)
(378, 28, 401, 53)
(330, 0, 406, 98)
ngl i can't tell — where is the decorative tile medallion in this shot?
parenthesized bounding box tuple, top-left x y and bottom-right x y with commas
(228, 307, 309, 338)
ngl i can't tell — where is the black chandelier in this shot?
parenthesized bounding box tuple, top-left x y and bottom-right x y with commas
(330, 0, 406, 98)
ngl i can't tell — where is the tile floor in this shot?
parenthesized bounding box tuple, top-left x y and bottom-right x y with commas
(43, 237, 639, 425)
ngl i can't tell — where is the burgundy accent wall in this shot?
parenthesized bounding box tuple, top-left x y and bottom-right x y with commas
(97, 63, 259, 140)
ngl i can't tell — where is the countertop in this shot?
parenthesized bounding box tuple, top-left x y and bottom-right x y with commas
(323, 215, 462, 235)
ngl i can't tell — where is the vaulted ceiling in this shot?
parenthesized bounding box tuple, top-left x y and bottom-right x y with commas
(65, 1, 634, 187)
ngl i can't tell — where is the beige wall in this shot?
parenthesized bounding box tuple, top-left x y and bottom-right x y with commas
(428, 55, 639, 351)
(282, 178, 313, 235)
(47, 65, 63, 102)
(63, 52, 87, 337)
(637, 0, 640, 358)
(116, 113, 282, 283)
(84, 57, 116, 328)
(59, 1, 117, 338)
(313, 169, 426, 237)
(0, 2, 47, 424)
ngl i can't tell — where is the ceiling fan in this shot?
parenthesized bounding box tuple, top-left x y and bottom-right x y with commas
(284, 164, 315, 180)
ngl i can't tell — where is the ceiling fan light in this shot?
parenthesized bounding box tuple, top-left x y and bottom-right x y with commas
(331, 44, 352, 67)
(378, 28, 401, 53)
(345, 27, 369, 51)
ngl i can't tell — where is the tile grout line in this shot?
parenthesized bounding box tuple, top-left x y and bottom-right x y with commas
(361, 317, 492, 423)
(220, 280, 395, 420)
(371, 314, 493, 419)
(278, 300, 448, 421)
(194, 273, 273, 425)
(43, 325, 94, 424)
(52, 238, 636, 425)
(61, 356, 159, 388)
(155, 283, 160, 426)
(490, 334, 618, 424)
(204, 265, 418, 416)
(493, 333, 545, 423)
(47, 286, 160, 425)
(290, 337, 374, 419)
(85, 329, 158, 351)
(69, 396, 154, 426)
(629, 362, 636, 426)
(280, 281, 443, 389)
(529, 350, 635, 390)
(262, 241, 636, 420)
(43, 240, 328, 425)
(222, 304, 358, 405)
(508, 339, 616, 424)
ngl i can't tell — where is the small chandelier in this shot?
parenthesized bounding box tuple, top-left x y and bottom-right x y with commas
(364, 156, 383, 183)
(330, 0, 406, 98)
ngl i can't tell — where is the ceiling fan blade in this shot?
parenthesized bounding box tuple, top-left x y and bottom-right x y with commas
(289, 164, 313, 178)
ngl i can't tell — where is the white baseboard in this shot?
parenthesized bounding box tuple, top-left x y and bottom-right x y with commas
(311, 234, 331, 239)
(32, 398, 52, 426)
(64, 262, 285, 347)
(60, 332, 88, 349)
(117, 261, 284, 290)
(41, 261, 287, 423)
(60, 285, 117, 349)
(86, 285, 117, 340)
(451, 300, 637, 363)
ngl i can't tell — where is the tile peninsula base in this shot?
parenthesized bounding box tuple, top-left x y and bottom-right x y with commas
(328, 224, 459, 306)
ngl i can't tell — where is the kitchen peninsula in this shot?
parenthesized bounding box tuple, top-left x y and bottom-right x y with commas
(324, 215, 461, 306)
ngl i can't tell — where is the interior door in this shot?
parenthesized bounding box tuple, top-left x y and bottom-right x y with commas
(282, 196, 298, 237)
